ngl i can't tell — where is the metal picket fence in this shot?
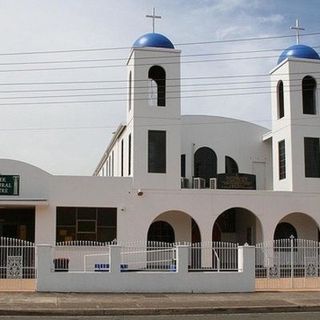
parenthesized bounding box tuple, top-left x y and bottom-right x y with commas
(54, 240, 240, 273)
(255, 238, 320, 289)
(0, 237, 36, 291)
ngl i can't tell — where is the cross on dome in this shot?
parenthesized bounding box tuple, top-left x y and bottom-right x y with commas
(146, 8, 161, 33)
(290, 19, 305, 44)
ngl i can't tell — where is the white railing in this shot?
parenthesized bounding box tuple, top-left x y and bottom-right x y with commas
(256, 238, 320, 279)
(0, 237, 35, 279)
(54, 242, 111, 272)
(121, 241, 176, 271)
(53, 240, 240, 273)
(189, 241, 239, 271)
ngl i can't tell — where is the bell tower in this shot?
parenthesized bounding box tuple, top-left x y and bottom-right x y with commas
(270, 25, 320, 192)
(126, 28, 181, 190)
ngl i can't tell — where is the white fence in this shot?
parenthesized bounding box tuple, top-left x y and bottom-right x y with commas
(0, 237, 36, 291)
(37, 244, 255, 293)
(0, 237, 35, 279)
(189, 241, 238, 271)
(255, 238, 320, 289)
(53, 240, 239, 273)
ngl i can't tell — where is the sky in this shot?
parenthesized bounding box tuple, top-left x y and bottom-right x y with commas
(0, 0, 319, 175)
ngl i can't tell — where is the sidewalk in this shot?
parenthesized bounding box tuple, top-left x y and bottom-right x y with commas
(0, 291, 320, 315)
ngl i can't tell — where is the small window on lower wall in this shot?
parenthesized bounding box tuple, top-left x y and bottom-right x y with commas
(148, 130, 166, 173)
(56, 207, 117, 242)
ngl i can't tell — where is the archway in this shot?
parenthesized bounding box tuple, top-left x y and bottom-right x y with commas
(147, 210, 201, 244)
(147, 221, 175, 243)
(274, 212, 319, 241)
(212, 207, 263, 245)
(194, 147, 217, 187)
(274, 222, 297, 240)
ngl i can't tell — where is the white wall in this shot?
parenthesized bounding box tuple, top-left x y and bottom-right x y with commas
(36, 245, 255, 293)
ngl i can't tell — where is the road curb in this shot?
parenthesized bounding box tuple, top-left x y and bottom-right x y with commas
(0, 305, 320, 316)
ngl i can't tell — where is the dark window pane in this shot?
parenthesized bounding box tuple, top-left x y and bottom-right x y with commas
(56, 226, 76, 242)
(97, 227, 117, 242)
(305, 137, 320, 177)
(148, 130, 166, 173)
(121, 139, 124, 177)
(194, 147, 217, 187)
(77, 220, 96, 233)
(77, 208, 96, 220)
(181, 154, 186, 177)
(97, 208, 117, 226)
(225, 156, 239, 174)
(56, 207, 76, 225)
(128, 134, 131, 175)
(302, 76, 316, 115)
(279, 140, 286, 180)
(278, 80, 284, 118)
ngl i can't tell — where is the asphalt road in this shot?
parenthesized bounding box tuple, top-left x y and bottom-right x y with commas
(1, 313, 320, 320)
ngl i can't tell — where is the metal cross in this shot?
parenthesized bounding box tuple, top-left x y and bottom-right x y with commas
(290, 19, 305, 44)
(146, 8, 161, 33)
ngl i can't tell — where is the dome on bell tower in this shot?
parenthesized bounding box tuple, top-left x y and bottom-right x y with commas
(133, 33, 174, 49)
(277, 44, 320, 65)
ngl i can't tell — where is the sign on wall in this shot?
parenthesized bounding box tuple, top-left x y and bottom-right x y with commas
(0, 175, 20, 195)
(217, 174, 256, 190)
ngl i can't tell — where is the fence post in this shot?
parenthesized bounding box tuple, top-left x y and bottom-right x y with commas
(176, 245, 189, 274)
(238, 244, 255, 273)
(110, 245, 121, 273)
(36, 244, 53, 291)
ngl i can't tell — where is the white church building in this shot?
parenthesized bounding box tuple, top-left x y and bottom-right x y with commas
(0, 30, 320, 252)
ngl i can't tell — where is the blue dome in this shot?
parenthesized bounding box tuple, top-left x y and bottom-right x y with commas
(278, 44, 320, 65)
(133, 33, 174, 49)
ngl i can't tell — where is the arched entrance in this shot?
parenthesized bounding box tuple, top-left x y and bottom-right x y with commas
(274, 222, 297, 240)
(212, 207, 263, 245)
(147, 221, 175, 243)
(147, 211, 201, 244)
(274, 212, 319, 241)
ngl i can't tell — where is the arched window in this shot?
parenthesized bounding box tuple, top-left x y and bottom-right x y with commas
(148, 65, 166, 107)
(194, 147, 217, 187)
(128, 71, 132, 111)
(302, 76, 317, 114)
(274, 222, 297, 240)
(147, 221, 175, 243)
(277, 80, 284, 118)
(225, 156, 239, 174)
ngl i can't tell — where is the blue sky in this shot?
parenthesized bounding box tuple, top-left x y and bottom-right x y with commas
(0, 0, 319, 175)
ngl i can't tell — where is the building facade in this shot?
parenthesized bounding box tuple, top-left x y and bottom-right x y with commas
(0, 33, 320, 248)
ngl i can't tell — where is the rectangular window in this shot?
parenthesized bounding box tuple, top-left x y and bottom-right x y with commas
(305, 137, 320, 177)
(148, 130, 166, 173)
(121, 139, 124, 177)
(56, 207, 117, 243)
(128, 134, 131, 175)
(181, 154, 186, 177)
(279, 140, 286, 180)
(111, 150, 114, 176)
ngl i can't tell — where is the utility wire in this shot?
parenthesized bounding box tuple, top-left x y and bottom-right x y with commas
(0, 70, 318, 87)
(0, 31, 318, 56)
(1, 45, 319, 66)
(0, 78, 308, 94)
(1, 117, 320, 132)
(0, 54, 284, 73)
(0, 87, 311, 106)
(0, 83, 306, 100)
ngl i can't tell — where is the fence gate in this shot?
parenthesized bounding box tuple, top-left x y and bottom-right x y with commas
(256, 238, 320, 290)
(0, 237, 36, 291)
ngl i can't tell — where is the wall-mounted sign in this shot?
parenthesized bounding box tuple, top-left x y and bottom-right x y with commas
(0, 175, 20, 195)
(217, 174, 256, 190)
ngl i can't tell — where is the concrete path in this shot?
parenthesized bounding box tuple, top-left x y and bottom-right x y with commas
(0, 291, 320, 315)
